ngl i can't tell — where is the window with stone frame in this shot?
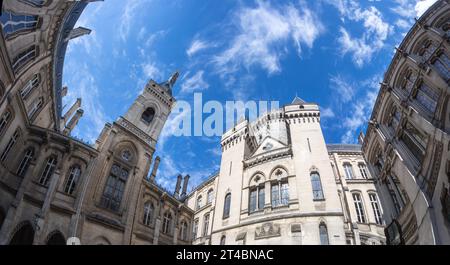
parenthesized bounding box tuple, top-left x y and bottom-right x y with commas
(100, 163, 129, 212)
(369, 193, 383, 225)
(179, 220, 188, 241)
(16, 148, 34, 177)
(358, 163, 369, 179)
(319, 223, 329, 245)
(0, 129, 20, 162)
(18, 0, 46, 7)
(398, 68, 418, 95)
(310, 172, 324, 200)
(141, 107, 155, 124)
(143, 202, 154, 226)
(202, 213, 210, 237)
(162, 211, 172, 235)
(0, 11, 39, 39)
(196, 195, 203, 210)
(27, 97, 43, 118)
(400, 122, 428, 164)
(192, 219, 199, 240)
(271, 180, 289, 207)
(207, 189, 214, 204)
(38, 156, 57, 187)
(0, 109, 12, 136)
(414, 81, 439, 114)
(388, 105, 402, 131)
(343, 163, 354, 180)
(417, 39, 439, 61)
(12, 45, 37, 73)
(223, 193, 231, 219)
(352, 193, 367, 223)
(64, 165, 81, 195)
(431, 50, 450, 81)
(249, 184, 265, 213)
(20, 74, 40, 99)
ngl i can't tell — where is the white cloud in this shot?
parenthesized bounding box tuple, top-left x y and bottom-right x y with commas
(187, 39, 212, 57)
(321, 107, 335, 118)
(142, 62, 162, 80)
(181, 70, 209, 93)
(119, 0, 151, 41)
(329, 74, 355, 103)
(330, 1, 392, 67)
(415, 0, 438, 17)
(213, 1, 323, 75)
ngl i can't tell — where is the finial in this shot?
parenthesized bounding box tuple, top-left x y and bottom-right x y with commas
(167, 71, 180, 89)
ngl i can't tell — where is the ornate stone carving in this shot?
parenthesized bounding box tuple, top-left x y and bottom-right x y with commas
(254, 222, 281, 240)
(116, 117, 154, 146)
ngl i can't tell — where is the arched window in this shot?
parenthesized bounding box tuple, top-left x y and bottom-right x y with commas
(352, 193, 367, 223)
(16, 148, 34, 177)
(207, 189, 214, 204)
(100, 163, 129, 211)
(310, 172, 324, 200)
(179, 220, 188, 241)
(20, 74, 40, 99)
(417, 39, 438, 61)
(141, 107, 155, 124)
(358, 163, 368, 179)
(369, 193, 383, 225)
(398, 68, 418, 94)
(431, 50, 450, 80)
(64, 165, 81, 195)
(343, 163, 354, 179)
(401, 122, 427, 164)
(162, 211, 172, 234)
(414, 81, 439, 114)
(39, 156, 57, 186)
(0, 110, 12, 136)
(249, 184, 265, 213)
(319, 223, 329, 245)
(192, 219, 199, 240)
(1, 129, 20, 162)
(196, 195, 203, 210)
(223, 193, 231, 219)
(143, 202, 154, 226)
(220, 235, 226, 245)
(202, 213, 210, 237)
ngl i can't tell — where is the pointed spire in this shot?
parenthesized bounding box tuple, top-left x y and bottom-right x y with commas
(158, 71, 180, 95)
(291, 96, 306, 105)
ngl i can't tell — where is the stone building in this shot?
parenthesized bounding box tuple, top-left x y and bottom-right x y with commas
(0, 1, 193, 245)
(362, 0, 450, 245)
(186, 98, 386, 245)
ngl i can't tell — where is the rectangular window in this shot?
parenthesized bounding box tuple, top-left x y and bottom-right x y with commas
(344, 164, 354, 179)
(38, 157, 57, 187)
(369, 193, 383, 225)
(27, 97, 43, 119)
(20, 74, 40, 99)
(202, 214, 210, 237)
(0, 130, 19, 162)
(12, 46, 37, 73)
(192, 219, 199, 240)
(415, 83, 439, 114)
(271, 181, 289, 207)
(352, 193, 366, 223)
(401, 122, 427, 164)
(249, 186, 265, 213)
(249, 188, 257, 213)
(359, 164, 368, 179)
(432, 52, 450, 80)
(0, 11, 39, 39)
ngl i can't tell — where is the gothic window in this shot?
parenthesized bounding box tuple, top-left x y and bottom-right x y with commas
(27, 97, 43, 118)
(310, 172, 324, 200)
(202, 213, 210, 237)
(398, 68, 418, 95)
(12, 46, 37, 73)
(141, 107, 155, 124)
(0, 129, 20, 162)
(0, 11, 39, 39)
(192, 219, 199, 240)
(352, 193, 367, 223)
(100, 163, 129, 211)
(207, 189, 214, 204)
(162, 211, 172, 235)
(249, 185, 265, 213)
(64, 165, 81, 195)
(16, 148, 34, 177)
(223, 193, 231, 219)
(20, 74, 40, 99)
(179, 220, 188, 241)
(417, 39, 438, 61)
(196, 195, 203, 210)
(0, 110, 12, 136)
(319, 223, 329, 245)
(431, 50, 450, 81)
(358, 163, 369, 179)
(143, 202, 154, 226)
(414, 82, 439, 114)
(38, 156, 57, 186)
(401, 122, 427, 164)
(343, 163, 354, 179)
(220, 235, 226, 245)
(271, 180, 289, 207)
(369, 193, 383, 225)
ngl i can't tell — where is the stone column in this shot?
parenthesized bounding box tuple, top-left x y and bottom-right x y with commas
(174, 175, 182, 198)
(60, 98, 81, 129)
(352, 223, 361, 245)
(63, 109, 84, 135)
(149, 156, 160, 183)
(181, 175, 190, 197)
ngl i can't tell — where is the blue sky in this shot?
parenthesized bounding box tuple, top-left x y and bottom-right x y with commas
(62, 0, 437, 192)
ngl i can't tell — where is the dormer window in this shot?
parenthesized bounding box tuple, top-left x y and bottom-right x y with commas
(141, 107, 155, 124)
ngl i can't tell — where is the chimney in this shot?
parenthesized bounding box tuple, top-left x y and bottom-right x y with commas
(174, 174, 183, 197)
(149, 156, 161, 182)
(61, 98, 81, 129)
(63, 109, 83, 135)
(181, 175, 190, 197)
